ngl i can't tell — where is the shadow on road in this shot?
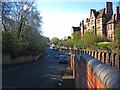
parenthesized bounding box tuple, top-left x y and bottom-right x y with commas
(58, 65, 75, 88)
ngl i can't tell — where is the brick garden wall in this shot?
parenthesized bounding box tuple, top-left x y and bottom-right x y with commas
(70, 53, 120, 88)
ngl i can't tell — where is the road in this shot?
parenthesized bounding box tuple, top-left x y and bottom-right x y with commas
(2, 47, 68, 88)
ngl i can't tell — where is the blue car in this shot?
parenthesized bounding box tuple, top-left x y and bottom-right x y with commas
(59, 55, 68, 64)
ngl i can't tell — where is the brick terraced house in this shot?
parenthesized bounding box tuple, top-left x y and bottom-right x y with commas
(71, 2, 120, 41)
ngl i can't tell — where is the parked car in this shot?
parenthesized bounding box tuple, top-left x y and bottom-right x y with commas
(59, 55, 68, 64)
(50, 46, 59, 51)
(50, 46, 55, 50)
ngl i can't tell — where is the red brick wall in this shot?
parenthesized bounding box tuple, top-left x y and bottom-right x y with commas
(71, 54, 105, 88)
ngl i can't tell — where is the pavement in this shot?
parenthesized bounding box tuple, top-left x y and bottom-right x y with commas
(58, 65, 75, 88)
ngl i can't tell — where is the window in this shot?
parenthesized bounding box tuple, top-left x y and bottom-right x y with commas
(91, 20, 94, 25)
(108, 34, 110, 39)
(92, 26, 94, 31)
(108, 24, 112, 30)
(110, 25, 112, 30)
(98, 19, 100, 24)
(111, 34, 113, 39)
(107, 25, 109, 31)
(98, 27, 101, 31)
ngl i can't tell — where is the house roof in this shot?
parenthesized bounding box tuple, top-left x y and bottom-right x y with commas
(72, 27, 80, 32)
(107, 14, 115, 24)
(96, 8, 106, 18)
(92, 10, 97, 17)
(90, 8, 106, 19)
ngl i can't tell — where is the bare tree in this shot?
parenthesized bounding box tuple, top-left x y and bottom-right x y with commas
(1, 1, 42, 36)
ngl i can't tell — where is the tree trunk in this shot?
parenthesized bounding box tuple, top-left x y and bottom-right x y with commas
(2, 3, 7, 31)
(18, 21, 23, 37)
(18, 16, 24, 37)
(2, 20, 7, 31)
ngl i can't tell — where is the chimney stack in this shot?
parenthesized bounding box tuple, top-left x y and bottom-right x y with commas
(82, 20, 84, 26)
(86, 18, 89, 23)
(90, 9, 96, 13)
(80, 22, 81, 27)
(106, 2, 113, 20)
(116, 6, 120, 22)
(81, 20, 84, 35)
(118, 1, 120, 11)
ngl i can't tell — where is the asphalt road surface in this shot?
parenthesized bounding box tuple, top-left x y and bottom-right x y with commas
(2, 47, 68, 88)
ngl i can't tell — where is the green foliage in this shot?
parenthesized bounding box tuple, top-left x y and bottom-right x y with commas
(68, 39, 74, 48)
(2, 31, 18, 58)
(57, 38, 74, 48)
(73, 31, 80, 47)
(76, 32, 110, 49)
(51, 37, 59, 46)
(77, 39, 86, 49)
(108, 41, 117, 50)
(81, 32, 99, 49)
(60, 40, 68, 47)
(57, 31, 112, 50)
(2, 29, 47, 59)
(95, 42, 111, 50)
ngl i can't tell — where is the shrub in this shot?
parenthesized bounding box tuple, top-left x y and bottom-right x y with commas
(2, 29, 47, 59)
(95, 42, 111, 50)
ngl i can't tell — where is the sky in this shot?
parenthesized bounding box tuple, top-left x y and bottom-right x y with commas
(36, 1, 119, 39)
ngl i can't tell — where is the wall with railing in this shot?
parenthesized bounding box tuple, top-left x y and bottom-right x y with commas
(60, 48, 120, 70)
(81, 49, 120, 70)
(70, 53, 120, 88)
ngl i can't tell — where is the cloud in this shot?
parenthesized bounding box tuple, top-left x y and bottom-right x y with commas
(41, 12, 89, 39)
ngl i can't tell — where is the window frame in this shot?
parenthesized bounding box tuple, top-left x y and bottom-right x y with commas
(98, 27, 101, 32)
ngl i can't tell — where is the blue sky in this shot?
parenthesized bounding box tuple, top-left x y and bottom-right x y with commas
(36, 1, 119, 39)
(37, 2, 118, 14)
